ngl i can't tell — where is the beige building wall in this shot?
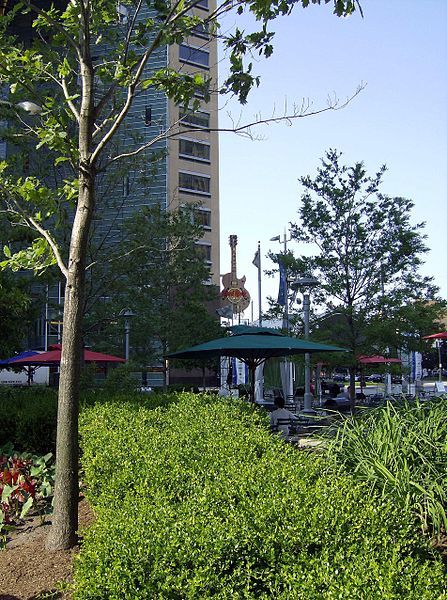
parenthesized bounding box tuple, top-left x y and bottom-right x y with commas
(166, 0, 220, 287)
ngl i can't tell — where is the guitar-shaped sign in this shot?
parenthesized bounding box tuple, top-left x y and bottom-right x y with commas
(221, 235, 250, 314)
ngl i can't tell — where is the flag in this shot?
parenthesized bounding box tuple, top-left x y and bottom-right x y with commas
(277, 260, 287, 306)
(252, 249, 260, 269)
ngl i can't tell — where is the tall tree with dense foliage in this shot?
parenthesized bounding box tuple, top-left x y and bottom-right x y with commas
(286, 149, 442, 401)
(0, 1, 361, 549)
(0, 271, 33, 357)
(0, 215, 38, 357)
(84, 204, 224, 379)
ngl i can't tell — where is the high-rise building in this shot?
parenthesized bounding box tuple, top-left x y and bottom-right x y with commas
(96, 1, 220, 285)
(168, 0, 220, 284)
(1, 1, 220, 353)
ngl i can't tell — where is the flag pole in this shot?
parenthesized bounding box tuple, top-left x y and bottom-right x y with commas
(252, 242, 262, 326)
(257, 241, 262, 325)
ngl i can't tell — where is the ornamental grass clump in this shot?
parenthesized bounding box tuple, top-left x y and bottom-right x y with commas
(322, 397, 447, 538)
(75, 393, 446, 599)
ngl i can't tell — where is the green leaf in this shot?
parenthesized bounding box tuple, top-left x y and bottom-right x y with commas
(20, 496, 34, 519)
(1, 484, 14, 503)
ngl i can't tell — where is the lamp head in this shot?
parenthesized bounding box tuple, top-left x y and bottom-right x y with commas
(290, 276, 319, 291)
(118, 308, 136, 318)
(16, 101, 42, 115)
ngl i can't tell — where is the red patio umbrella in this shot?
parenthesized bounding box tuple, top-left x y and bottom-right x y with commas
(423, 332, 447, 340)
(12, 345, 125, 366)
(358, 355, 401, 364)
(357, 355, 402, 395)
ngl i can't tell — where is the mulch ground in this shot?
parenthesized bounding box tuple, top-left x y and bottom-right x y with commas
(0, 497, 94, 600)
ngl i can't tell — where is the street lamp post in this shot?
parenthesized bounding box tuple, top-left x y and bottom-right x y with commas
(118, 308, 136, 361)
(291, 276, 319, 413)
(270, 229, 292, 332)
(271, 229, 294, 402)
(437, 340, 443, 383)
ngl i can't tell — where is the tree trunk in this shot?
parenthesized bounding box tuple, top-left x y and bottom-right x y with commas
(46, 20, 96, 549)
(46, 167, 95, 550)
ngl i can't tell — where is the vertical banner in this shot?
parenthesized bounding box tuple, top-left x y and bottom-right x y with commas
(219, 356, 230, 396)
(235, 358, 247, 385)
(280, 360, 294, 400)
(254, 363, 264, 401)
(277, 260, 287, 307)
(413, 351, 422, 380)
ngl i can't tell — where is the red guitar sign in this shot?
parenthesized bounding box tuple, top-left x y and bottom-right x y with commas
(221, 235, 250, 314)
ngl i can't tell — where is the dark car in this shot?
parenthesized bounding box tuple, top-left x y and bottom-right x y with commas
(333, 374, 347, 382)
(367, 374, 383, 383)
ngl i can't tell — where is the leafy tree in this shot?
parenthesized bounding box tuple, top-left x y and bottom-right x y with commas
(279, 149, 443, 402)
(0, 271, 33, 357)
(83, 204, 224, 382)
(0, 215, 39, 357)
(0, 2, 362, 550)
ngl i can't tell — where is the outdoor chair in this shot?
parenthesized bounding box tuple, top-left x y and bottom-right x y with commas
(271, 418, 296, 439)
(285, 395, 297, 413)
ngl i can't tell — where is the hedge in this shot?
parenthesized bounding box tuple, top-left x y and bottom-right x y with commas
(75, 393, 446, 599)
(0, 387, 58, 453)
(0, 387, 171, 455)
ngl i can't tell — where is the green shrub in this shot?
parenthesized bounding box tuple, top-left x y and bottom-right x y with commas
(75, 393, 447, 599)
(0, 387, 57, 453)
(102, 363, 141, 394)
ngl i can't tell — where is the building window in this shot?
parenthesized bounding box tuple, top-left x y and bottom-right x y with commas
(123, 175, 130, 196)
(144, 107, 152, 126)
(179, 171, 210, 195)
(194, 208, 211, 229)
(179, 109, 210, 129)
(179, 44, 209, 68)
(192, 22, 209, 40)
(179, 138, 210, 162)
(196, 242, 212, 263)
(195, 0, 209, 9)
(194, 89, 206, 99)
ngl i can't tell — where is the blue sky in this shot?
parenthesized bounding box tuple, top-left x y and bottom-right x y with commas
(217, 0, 447, 321)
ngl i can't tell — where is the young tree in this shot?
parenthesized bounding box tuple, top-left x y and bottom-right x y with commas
(286, 149, 442, 403)
(0, 2, 361, 550)
(84, 204, 224, 379)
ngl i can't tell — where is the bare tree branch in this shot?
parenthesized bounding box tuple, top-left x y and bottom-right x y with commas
(219, 84, 366, 138)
